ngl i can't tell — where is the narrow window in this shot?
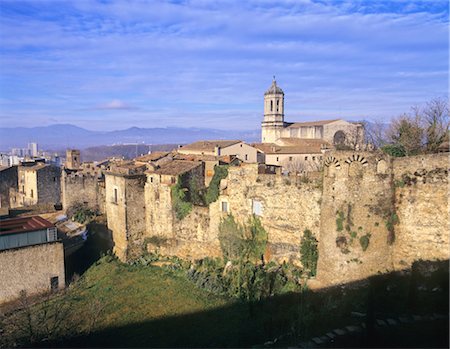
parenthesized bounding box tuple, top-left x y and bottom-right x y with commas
(305, 156, 308, 161)
(252, 200, 263, 216)
(245, 154, 248, 161)
(276, 100, 279, 112)
(50, 276, 59, 292)
(276, 157, 279, 162)
(114, 188, 118, 204)
(30, 189, 33, 198)
(289, 157, 293, 161)
(221, 201, 228, 212)
(53, 177, 56, 182)
(270, 100, 273, 112)
(312, 156, 315, 161)
(150, 177, 153, 183)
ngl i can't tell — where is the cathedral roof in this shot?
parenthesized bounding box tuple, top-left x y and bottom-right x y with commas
(253, 138, 331, 154)
(286, 119, 341, 128)
(264, 79, 284, 95)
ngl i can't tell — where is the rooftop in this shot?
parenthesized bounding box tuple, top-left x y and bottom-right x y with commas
(0, 216, 54, 236)
(253, 139, 330, 154)
(178, 140, 241, 153)
(173, 153, 235, 163)
(153, 160, 202, 176)
(264, 79, 284, 95)
(19, 162, 49, 171)
(286, 119, 341, 128)
(135, 152, 170, 162)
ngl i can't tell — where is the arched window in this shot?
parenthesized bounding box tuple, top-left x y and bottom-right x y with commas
(333, 131, 346, 145)
(270, 100, 273, 112)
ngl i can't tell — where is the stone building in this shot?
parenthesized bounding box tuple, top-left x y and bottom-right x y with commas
(253, 138, 331, 172)
(174, 153, 240, 186)
(105, 162, 147, 261)
(9, 161, 61, 208)
(178, 140, 258, 163)
(61, 161, 106, 213)
(144, 160, 211, 260)
(65, 149, 81, 170)
(0, 166, 18, 208)
(0, 215, 65, 304)
(261, 78, 364, 145)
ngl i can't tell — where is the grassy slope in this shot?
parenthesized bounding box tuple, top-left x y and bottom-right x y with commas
(9, 256, 447, 348)
(58, 257, 304, 347)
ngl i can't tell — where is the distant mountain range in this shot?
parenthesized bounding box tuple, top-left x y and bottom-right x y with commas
(0, 124, 260, 151)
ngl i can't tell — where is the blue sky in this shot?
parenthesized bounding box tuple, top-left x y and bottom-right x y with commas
(0, 0, 448, 131)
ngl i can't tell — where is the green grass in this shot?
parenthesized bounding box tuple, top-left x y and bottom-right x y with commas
(2, 257, 448, 348)
(68, 257, 230, 330)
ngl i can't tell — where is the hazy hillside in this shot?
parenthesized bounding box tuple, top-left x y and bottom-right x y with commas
(0, 124, 260, 150)
(81, 144, 178, 162)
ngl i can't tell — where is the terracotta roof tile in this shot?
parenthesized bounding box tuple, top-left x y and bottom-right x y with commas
(179, 140, 241, 153)
(153, 160, 202, 176)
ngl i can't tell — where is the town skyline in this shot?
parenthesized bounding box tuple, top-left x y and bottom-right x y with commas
(0, 0, 447, 131)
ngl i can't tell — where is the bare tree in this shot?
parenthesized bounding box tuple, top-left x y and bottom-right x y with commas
(387, 113, 424, 156)
(422, 98, 449, 152)
(282, 158, 323, 174)
(364, 120, 389, 149)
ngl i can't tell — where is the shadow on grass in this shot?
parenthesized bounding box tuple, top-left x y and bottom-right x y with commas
(48, 259, 449, 348)
(64, 221, 114, 282)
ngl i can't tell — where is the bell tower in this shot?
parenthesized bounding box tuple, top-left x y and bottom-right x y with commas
(262, 77, 285, 143)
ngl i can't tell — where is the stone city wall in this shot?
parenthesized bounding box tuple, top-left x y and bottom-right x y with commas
(392, 153, 449, 270)
(61, 171, 105, 214)
(0, 242, 65, 304)
(212, 163, 322, 263)
(0, 166, 17, 208)
(317, 151, 395, 286)
(36, 165, 61, 205)
(105, 173, 146, 261)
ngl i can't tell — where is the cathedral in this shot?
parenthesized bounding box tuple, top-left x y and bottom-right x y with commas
(261, 78, 364, 146)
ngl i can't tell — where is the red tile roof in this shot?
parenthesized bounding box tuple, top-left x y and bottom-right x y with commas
(0, 216, 54, 236)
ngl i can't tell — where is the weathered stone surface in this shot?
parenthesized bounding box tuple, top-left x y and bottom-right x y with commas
(213, 163, 321, 264)
(0, 242, 65, 304)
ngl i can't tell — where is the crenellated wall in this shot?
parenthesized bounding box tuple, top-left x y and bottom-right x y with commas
(317, 152, 395, 285)
(61, 171, 105, 214)
(317, 151, 449, 286)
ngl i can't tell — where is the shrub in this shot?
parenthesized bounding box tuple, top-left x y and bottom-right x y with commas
(385, 212, 399, 244)
(205, 165, 228, 205)
(171, 177, 192, 220)
(381, 144, 406, 157)
(244, 216, 268, 263)
(300, 229, 318, 277)
(70, 204, 96, 224)
(359, 233, 371, 251)
(218, 214, 245, 261)
(336, 211, 345, 232)
(188, 176, 205, 206)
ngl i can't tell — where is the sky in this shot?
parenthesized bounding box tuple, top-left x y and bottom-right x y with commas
(0, 0, 448, 131)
